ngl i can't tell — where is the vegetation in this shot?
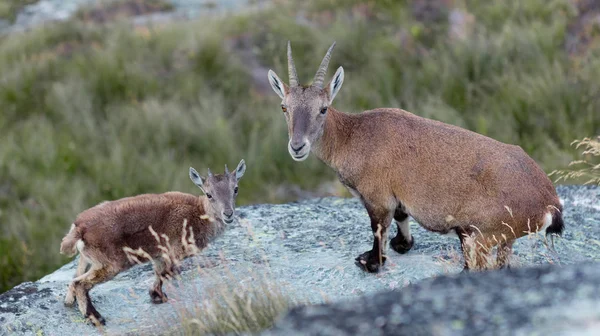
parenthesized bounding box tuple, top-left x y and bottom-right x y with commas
(1, 0, 599, 292)
(0, 0, 38, 22)
(168, 269, 303, 335)
(551, 136, 600, 185)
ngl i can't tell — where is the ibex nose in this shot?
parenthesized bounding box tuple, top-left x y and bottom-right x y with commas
(290, 142, 306, 153)
(223, 210, 233, 218)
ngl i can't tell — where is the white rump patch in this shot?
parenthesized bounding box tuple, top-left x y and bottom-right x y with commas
(76, 240, 85, 253)
(541, 212, 553, 232)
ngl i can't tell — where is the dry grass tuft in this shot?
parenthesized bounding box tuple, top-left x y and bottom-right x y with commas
(168, 268, 301, 336)
(551, 136, 600, 186)
(436, 217, 560, 272)
(122, 218, 303, 335)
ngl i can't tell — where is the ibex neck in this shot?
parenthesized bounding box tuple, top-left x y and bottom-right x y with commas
(200, 197, 218, 223)
(199, 196, 226, 235)
(312, 107, 353, 170)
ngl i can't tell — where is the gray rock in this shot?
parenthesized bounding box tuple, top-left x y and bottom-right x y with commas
(2, 0, 270, 35)
(264, 261, 600, 336)
(0, 185, 599, 335)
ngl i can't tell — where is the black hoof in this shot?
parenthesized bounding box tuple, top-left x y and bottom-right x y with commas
(150, 289, 168, 304)
(391, 234, 414, 254)
(498, 263, 511, 270)
(354, 250, 386, 273)
(86, 313, 106, 326)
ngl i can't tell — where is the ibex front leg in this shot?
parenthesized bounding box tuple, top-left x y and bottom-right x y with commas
(149, 258, 179, 304)
(355, 202, 393, 273)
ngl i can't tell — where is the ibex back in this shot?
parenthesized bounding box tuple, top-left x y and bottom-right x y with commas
(267, 41, 563, 273)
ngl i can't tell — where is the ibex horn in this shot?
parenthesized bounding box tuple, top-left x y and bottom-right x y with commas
(288, 41, 299, 87)
(313, 41, 336, 88)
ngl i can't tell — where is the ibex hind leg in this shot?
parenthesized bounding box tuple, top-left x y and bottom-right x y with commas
(73, 265, 118, 326)
(76, 254, 91, 276)
(496, 240, 514, 269)
(390, 206, 414, 254)
(65, 253, 91, 307)
(456, 228, 495, 272)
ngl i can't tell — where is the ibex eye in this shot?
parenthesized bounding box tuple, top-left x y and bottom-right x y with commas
(281, 105, 287, 113)
(206, 193, 213, 199)
(234, 187, 238, 194)
(320, 107, 328, 114)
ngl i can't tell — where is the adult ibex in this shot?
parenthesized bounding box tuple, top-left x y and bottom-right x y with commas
(267, 41, 563, 273)
(60, 160, 246, 325)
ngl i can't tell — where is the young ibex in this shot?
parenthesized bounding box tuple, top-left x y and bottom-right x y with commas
(59, 160, 246, 325)
(267, 41, 564, 273)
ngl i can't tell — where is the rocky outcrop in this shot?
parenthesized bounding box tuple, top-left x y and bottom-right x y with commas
(0, 185, 599, 335)
(264, 261, 600, 336)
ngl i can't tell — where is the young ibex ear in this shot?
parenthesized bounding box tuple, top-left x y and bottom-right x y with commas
(327, 66, 344, 104)
(189, 167, 205, 192)
(234, 159, 246, 181)
(268, 70, 287, 100)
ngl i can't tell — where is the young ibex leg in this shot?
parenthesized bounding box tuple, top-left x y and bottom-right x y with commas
(496, 240, 514, 269)
(390, 206, 414, 254)
(76, 254, 91, 276)
(355, 202, 393, 273)
(73, 265, 117, 326)
(149, 259, 176, 304)
(65, 254, 91, 307)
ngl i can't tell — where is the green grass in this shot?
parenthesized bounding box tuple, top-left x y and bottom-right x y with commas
(0, 0, 38, 22)
(0, 0, 599, 292)
(75, 0, 174, 23)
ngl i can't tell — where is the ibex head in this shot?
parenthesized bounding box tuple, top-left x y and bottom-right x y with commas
(267, 41, 344, 161)
(189, 160, 246, 224)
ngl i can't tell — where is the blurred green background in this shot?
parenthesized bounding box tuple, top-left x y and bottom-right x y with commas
(0, 0, 599, 292)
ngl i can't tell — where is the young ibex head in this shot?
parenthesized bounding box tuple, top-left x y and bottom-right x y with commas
(267, 41, 345, 161)
(189, 159, 246, 223)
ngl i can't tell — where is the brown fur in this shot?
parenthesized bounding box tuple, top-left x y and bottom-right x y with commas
(268, 42, 563, 273)
(60, 161, 245, 326)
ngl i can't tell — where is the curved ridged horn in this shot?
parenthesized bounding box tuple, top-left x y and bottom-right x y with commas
(313, 41, 336, 88)
(207, 168, 213, 177)
(225, 164, 230, 174)
(287, 41, 299, 87)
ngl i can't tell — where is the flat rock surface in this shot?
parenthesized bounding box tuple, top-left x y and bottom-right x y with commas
(0, 185, 599, 335)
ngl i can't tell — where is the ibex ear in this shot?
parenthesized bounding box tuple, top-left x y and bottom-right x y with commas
(327, 66, 344, 104)
(234, 159, 246, 181)
(189, 167, 205, 192)
(268, 70, 287, 100)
